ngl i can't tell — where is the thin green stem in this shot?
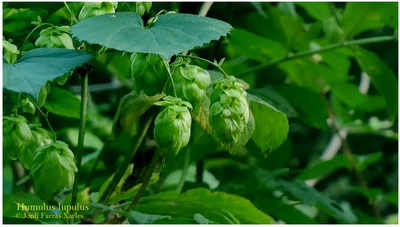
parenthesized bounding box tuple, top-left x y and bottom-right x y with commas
(70, 71, 89, 219)
(27, 95, 57, 141)
(63, 2, 78, 25)
(175, 54, 229, 78)
(163, 61, 177, 97)
(125, 151, 159, 212)
(176, 146, 191, 193)
(99, 114, 155, 203)
(18, 23, 55, 57)
(85, 139, 110, 186)
(89, 113, 154, 222)
(236, 34, 398, 77)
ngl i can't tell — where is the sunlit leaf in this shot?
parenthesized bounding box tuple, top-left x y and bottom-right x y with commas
(353, 47, 398, 121)
(134, 188, 275, 224)
(248, 94, 289, 154)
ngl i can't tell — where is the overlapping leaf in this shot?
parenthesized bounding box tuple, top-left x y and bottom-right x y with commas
(3, 48, 93, 99)
(134, 188, 275, 224)
(71, 12, 232, 59)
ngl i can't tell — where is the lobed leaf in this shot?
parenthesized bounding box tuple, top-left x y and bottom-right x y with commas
(71, 12, 232, 59)
(3, 48, 93, 99)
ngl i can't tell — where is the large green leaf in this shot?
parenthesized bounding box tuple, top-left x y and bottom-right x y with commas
(3, 48, 93, 99)
(228, 28, 286, 62)
(248, 94, 289, 154)
(330, 82, 386, 112)
(134, 188, 275, 224)
(43, 86, 81, 119)
(254, 168, 358, 224)
(274, 84, 328, 130)
(295, 2, 332, 21)
(352, 47, 398, 121)
(71, 12, 232, 59)
(341, 2, 398, 37)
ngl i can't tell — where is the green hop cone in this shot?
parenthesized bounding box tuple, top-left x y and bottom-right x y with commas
(78, 2, 118, 21)
(130, 53, 169, 96)
(3, 115, 33, 160)
(153, 96, 192, 158)
(3, 37, 19, 64)
(35, 26, 74, 49)
(167, 64, 211, 109)
(31, 141, 77, 201)
(16, 95, 36, 114)
(136, 2, 152, 16)
(20, 126, 53, 170)
(36, 83, 50, 107)
(209, 76, 250, 151)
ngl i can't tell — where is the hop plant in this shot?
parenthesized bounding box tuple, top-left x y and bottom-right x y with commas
(36, 83, 50, 107)
(31, 141, 77, 201)
(209, 76, 250, 150)
(136, 2, 152, 16)
(78, 2, 118, 21)
(20, 125, 53, 170)
(35, 26, 74, 49)
(3, 37, 19, 64)
(3, 115, 33, 160)
(153, 96, 192, 158)
(17, 95, 36, 114)
(130, 53, 169, 96)
(167, 63, 211, 108)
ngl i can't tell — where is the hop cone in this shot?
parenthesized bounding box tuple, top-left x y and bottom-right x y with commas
(168, 64, 211, 108)
(35, 26, 74, 49)
(154, 96, 192, 158)
(20, 126, 53, 170)
(3, 115, 32, 160)
(31, 141, 77, 201)
(78, 2, 118, 21)
(209, 76, 250, 150)
(130, 53, 169, 95)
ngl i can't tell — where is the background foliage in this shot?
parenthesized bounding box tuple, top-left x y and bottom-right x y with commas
(3, 1, 398, 224)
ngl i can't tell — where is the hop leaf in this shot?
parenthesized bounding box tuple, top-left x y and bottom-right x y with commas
(31, 141, 77, 201)
(209, 76, 250, 153)
(3, 115, 33, 160)
(35, 26, 74, 49)
(130, 53, 169, 96)
(154, 96, 192, 158)
(20, 125, 53, 170)
(167, 64, 211, 110)
(78, 2, 118, 21)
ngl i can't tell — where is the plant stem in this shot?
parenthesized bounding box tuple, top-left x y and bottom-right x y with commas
(236, 35, 397, 77)
(125, 151, 159, 212)
(18, 23, 55, 57)
(70, 70, 89, 222)
(85, 139, 110, 186)
(176, 146, 191, 193)
(99, 114, 155, 203)
(321, 92, 382, 219)
(63, 2, 78, 25)
(89, 114, 154, 223)
(163, 61, 177, 97)
(198, 2, 214, 17)
(175, 54, 229, 78)
(27, 95, 57, 141)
